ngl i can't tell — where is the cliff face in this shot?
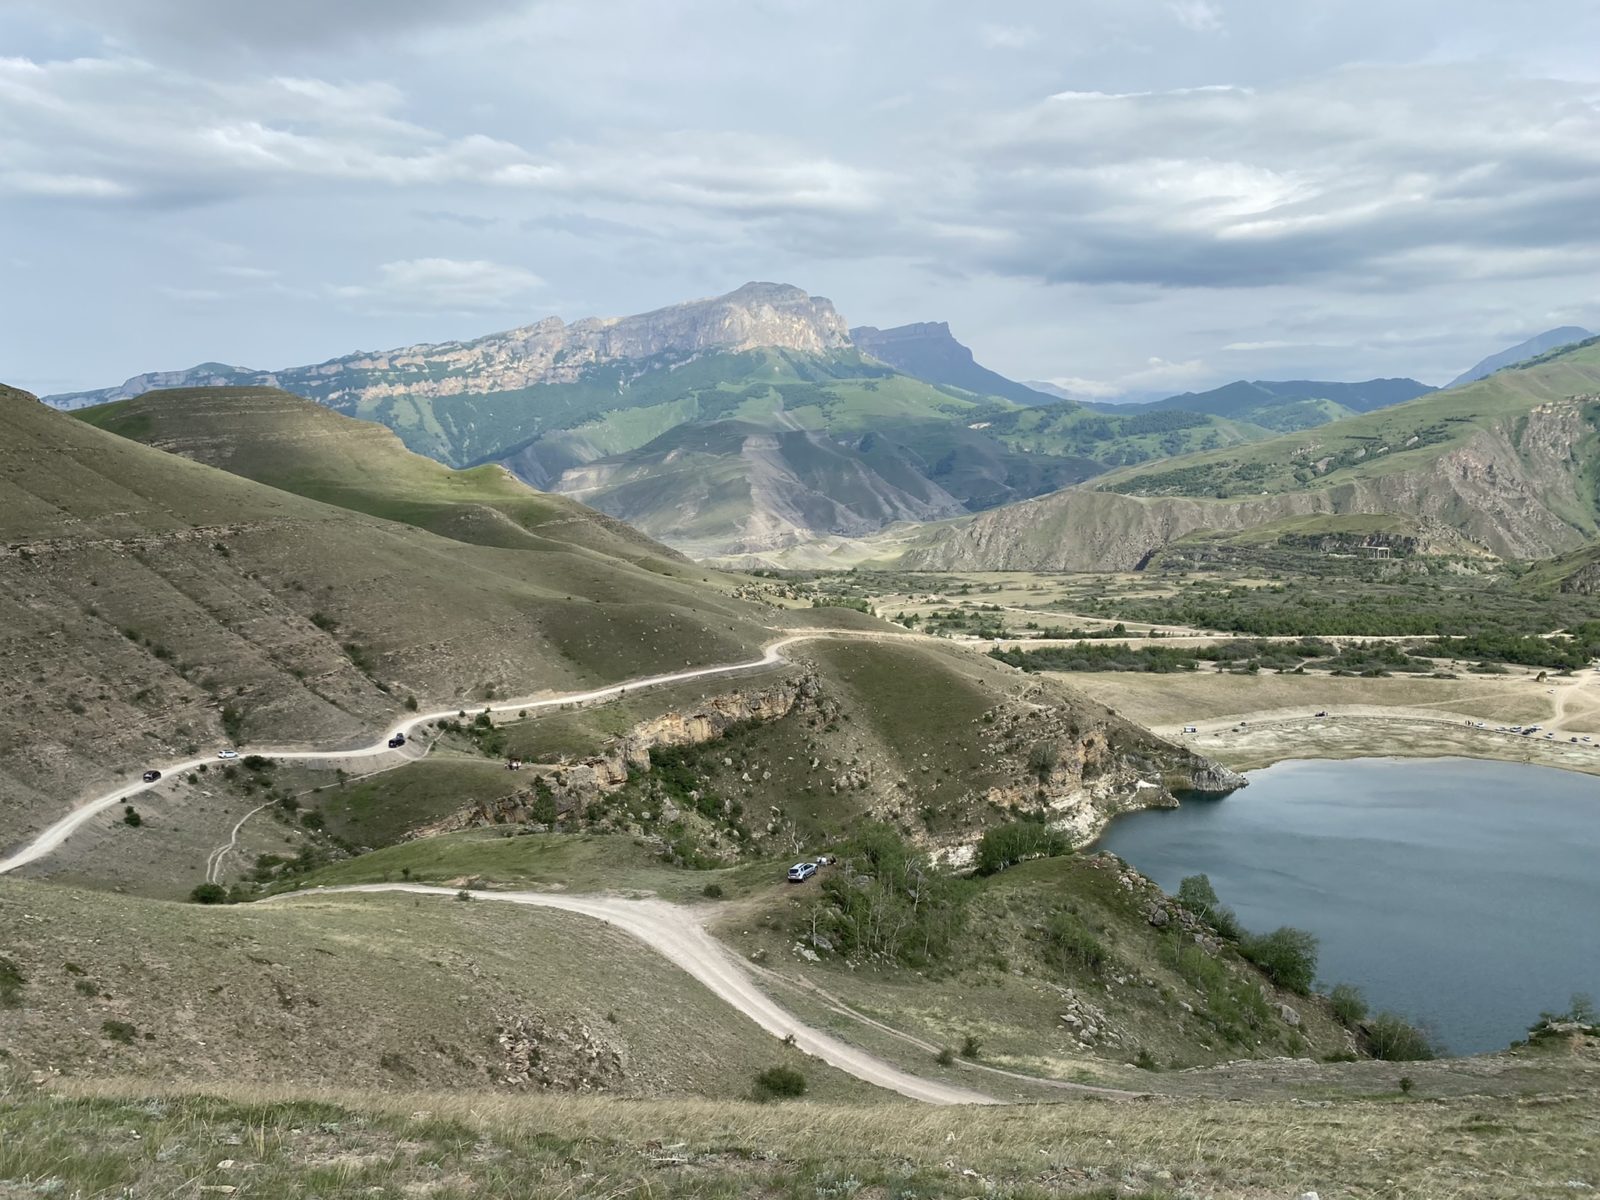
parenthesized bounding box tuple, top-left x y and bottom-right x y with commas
(47, 283, 851, 410)
(850, 321, 1061, 407)
(415, 669, 1243, 864)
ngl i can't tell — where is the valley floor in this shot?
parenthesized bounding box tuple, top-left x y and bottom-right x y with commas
(1060, 666, 1600, 776)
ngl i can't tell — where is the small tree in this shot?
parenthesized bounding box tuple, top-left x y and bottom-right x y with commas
(189, 882, 228, 905)
(530, 777, 559, 826)
(1176, 873, 1241, 939)
(1241, 926, 1319, 995)
(960, 1033, 982, 1060)
(1045, 912, 1109, 975)
(753, 1065, 807, 1101)
(1329, 982, 1368, 1027)
(1368, 1012, 1437, 1061)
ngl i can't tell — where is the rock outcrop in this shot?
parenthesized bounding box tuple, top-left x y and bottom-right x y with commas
(47, 283, 851, 411)
(413, 675, 820, 836)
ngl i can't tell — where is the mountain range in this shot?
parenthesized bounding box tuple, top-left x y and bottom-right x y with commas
(45, 287, 1595, 561)
(901, 333, 1600, 571)
(1446, 325, 1593, 388)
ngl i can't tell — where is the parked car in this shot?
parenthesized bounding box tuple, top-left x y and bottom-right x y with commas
(1314, 710, 1328, 718)
(786, 861, 818, 883)
(141, 770, 162, 783)
(388, 733, 407, 748)
(217, 749, 239, 760)
(1182, 724, 1198, 734)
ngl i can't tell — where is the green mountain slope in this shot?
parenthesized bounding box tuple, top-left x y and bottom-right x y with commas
(48, 285, 1267, 557)
(76, 386, 676, 562)
(901, 337, 1600, 570)
(0, 384, 768, 847)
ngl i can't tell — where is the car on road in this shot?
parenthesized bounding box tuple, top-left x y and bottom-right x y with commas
(1314, 710, 1328, 718)
(1182, 724, 1198, 734)
(141, 770, 162, 783)
(786, 861, 817, 883)
(388, 733, 407, 748)
(217, 749, 239, 760)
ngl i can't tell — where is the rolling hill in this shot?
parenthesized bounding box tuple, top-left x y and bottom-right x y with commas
(1126, 377, 1436, 432)
(901, 335, 1600, 570)
(0, 382, 770, 849)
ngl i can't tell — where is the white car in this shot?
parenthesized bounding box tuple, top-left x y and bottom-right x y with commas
(786, 862, 818, 883)
(217, 749, 240, 760)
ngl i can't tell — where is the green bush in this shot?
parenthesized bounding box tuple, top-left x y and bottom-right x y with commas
(102, 1019, 138, 1045)
(188, 883, 229, 905)
(1241, 926, 1319, 995)
(0, 955, 24, 1008)
(1367, 1012, 1437, 1061)
(701, 883, 724, 899)
(1329, 982, 1368, 1026)
(935, 1046, 955, 1066)
(1044, 912, 1110, 975)
(975, 819, 1068, 875)
(1175, 874, 1241, 938)
(960, 1034, 982, 1060)
(753, 1065, 807, 1101)
(122, 807, 142, 828)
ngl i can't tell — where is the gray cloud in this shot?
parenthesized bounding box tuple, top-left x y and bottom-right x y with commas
(2, 0, 1599, 396)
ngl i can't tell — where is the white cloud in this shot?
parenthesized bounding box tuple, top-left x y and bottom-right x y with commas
(1168, 1, 1224, 33)
(1044, 357, 1212, 401)
(333, 258, 543, 312)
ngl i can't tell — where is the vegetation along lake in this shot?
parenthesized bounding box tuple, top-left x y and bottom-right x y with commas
(1096, 757, 1600, 1055)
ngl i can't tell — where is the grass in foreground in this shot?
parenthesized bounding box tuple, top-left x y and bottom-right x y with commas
(3, 1071, 1597, 1199)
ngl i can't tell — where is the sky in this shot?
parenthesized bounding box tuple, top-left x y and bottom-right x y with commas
(3, 0, 1599, 399)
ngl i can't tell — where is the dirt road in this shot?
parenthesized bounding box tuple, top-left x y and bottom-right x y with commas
(0, 631, 916, 876)
(270, 883, 1000, 1106)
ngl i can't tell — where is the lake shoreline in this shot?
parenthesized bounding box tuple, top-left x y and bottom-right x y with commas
(1095, 756, 1600, 1056)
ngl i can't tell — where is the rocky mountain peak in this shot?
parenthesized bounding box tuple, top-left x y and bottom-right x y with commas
(594, 281, 851, 357)
(46, 282, 855, 410)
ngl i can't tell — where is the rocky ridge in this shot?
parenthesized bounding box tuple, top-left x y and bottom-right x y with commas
(47, 283, 851, 411)
(415, 672, 1242, 862)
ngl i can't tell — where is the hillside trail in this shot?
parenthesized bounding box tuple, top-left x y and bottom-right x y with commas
(0, 629, 936, 876)
(266, 882, 1002, 1106)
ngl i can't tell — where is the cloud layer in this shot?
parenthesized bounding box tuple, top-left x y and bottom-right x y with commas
(2, 0, 1598, 394)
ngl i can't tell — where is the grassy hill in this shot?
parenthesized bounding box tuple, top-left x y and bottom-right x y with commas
(902, 337, 1600, 569)
(76, 386, 682, 562)
(0, 875, 870, 1100)
(0, 384, 769, 849)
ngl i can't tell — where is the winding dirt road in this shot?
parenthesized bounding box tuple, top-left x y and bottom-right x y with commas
(0, 632, 875, 876)
(270, 882, 1000, 1106)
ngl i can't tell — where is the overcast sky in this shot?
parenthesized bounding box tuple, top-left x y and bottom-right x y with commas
(4, 0, 1598, 399)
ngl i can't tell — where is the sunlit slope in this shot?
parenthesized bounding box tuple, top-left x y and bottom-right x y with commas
(0, 385, 767, 845)
(902, 338, 1600, 569)
(76, 387, 676, 562)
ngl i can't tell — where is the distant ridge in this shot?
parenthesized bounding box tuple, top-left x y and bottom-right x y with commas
(850, 321, 1062, 406)
(1448, 326, 1594, 389)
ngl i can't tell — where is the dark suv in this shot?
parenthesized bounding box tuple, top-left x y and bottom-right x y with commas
(141, 770, 162, 783)
(387, 733, 407, 749)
